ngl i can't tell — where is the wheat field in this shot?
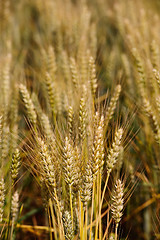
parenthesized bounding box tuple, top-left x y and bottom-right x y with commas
(0, 0, 160, 239)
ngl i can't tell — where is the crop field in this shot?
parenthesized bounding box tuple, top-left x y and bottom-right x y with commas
(0, 0, 160, 239)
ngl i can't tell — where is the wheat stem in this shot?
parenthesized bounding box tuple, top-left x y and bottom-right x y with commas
(89, 178, 95, 240)
(99, 171, 102, 240)
(115, 223, 118, 240)
(85, 206, 88, 240)
(100, 172, 110, 214)
(95, 172, 100, 240)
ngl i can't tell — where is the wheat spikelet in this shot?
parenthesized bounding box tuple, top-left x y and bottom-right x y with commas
(80, 162, 93, 206)
(143, 98, 160, 143)
(40, 178, 50, 211)
(47, 45, 57, 77)
(111, 179, 124, 224)
(106, 128, 123, 174)
(45, 72, 56, 117)
(105, 85, 121, 125)
(41, 46, 57, 76)
(32, 93, 54, 141)
(88, 56, 97, 98)
(150, 40, 159, 69)
(79, 86, 87, 141)
(156, 96, 160, 115)
(0, 178, 5, 222)
(63, 211, 74, 240)
(19, 84, 37, 125)
(92, 114, 104, 175)
(2, 53, 11, 107)
(38, 137, 56, 190)
(153, 69, 160, 90)
(11, 149, 21, 183)
(11, 191, 19, 223)
(115, 146, 124, 174)
(41, 113, 54, 141)
(72, 146, 81, 191)
(68, 106, 73, 138)
(70, 57, 78, 89)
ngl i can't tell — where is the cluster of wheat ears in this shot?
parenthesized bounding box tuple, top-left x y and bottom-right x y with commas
(0, 0, 160, 239)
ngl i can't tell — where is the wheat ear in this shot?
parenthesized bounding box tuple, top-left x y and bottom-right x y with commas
(106, 128, 123, 174)
(19, 84, 37, 126)
(0, 178, 5, 222)
(88, 56, 97, 98)
(111, 179, 124, 240)
(45, 72, 56, 123)
(143, 98, 160, 143)
(11, 191, 19, 223)
(11, 148, 21, 184)
(70, 57, 78, 89)
(63, 211, 74, 240)
(105, 85, 121, 127)
(79, 86, 87, 142)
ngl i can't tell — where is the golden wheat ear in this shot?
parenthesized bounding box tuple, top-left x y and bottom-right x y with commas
(63, 210, 74, 240)
(80, 162, 93, 207)
(106, 128, 123, 174)
(68, 106, 74, 139)
(111, 179, 124, 240)
(142, 98, 160, 144)
(70, 57, 79, 90)
(38, 137, 56, 191)
(11, 191, 19, 224)
(105, 85, 121, 127)
(19, 83, 37, 126)
(11, 148, 21, 184)
(79, 86, 87, 142)
(92, 114, 104, 176)
(45, 72, 57, 121)
(0, 178, 5, 223)
(88, 56, 98, 99)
